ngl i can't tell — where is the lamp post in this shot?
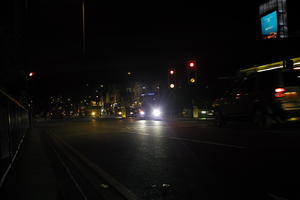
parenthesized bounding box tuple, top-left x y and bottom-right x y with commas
(82, 0, 86, 56)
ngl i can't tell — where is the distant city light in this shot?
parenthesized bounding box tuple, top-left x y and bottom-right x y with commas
(29, 72, 35, 77)
(100, 85, 104, 88)
(128, 72, 132, 75)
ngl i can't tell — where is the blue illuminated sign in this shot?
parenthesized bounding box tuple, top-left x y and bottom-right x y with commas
(141, 92, 155, 97)
(261, 11, 278, 39)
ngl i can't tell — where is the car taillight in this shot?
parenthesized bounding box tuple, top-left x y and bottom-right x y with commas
(275, 88, 286, 97)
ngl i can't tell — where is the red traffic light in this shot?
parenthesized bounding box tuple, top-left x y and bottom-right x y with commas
(28, 72, 35, 77)
(187, 60, 196, 68)
(169, 69, 175, 75)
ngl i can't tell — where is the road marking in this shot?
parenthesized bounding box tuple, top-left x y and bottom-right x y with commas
(49, 140, 88, 200)
(0, 133, 25, 189)
(263, 130, 300, 134)
(166, 136, 246, 149)
(268, 193, 289, 200)
(127, 132, 246, 149)
(50, 133, 139, 200)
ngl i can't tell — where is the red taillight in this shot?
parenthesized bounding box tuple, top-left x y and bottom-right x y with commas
(275, 88, 285, 93)
(275, 88, 286, 98)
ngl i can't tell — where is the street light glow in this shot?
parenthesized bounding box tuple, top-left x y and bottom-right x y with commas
(190, 78, 196, 83)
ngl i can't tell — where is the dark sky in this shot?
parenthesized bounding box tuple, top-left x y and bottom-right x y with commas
(26, 0, 290, 95)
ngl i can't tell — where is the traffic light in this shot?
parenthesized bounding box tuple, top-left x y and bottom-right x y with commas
(186, 60, 197, 84)
(28, 72, 35, 77)
(169, 83, 175, 88)
(168, 68, 176, 88)
(187, 60, 196, 68)
(169, 69, 175, 75)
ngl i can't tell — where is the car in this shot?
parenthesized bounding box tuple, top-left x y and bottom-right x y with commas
(137, 107, 163, 120)
(213, 58, 300, 128)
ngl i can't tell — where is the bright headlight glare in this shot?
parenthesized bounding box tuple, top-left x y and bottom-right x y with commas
(152, 109, 161, 117)
(140, 110, 145, 115)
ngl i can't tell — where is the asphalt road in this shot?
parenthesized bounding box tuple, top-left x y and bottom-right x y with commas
(38, 119, 300, 200)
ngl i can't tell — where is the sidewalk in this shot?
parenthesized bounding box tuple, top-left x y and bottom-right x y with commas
(0, 128, 61, 200)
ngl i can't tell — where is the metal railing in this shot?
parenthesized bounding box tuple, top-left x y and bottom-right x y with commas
(0, 89, 29, 184)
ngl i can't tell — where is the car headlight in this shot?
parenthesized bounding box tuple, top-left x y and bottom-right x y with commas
(140, 110, 145, 115)
(152, 108, 161, 117)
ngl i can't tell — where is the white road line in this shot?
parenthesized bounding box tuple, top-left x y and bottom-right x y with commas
(127, 132, 246, 149)
(167, 136, 246, 149)
(51, 133, 139, 200)
(0, 133, 25, 188)
(268, 193, 289, 200)
(49, 141, 88, 200)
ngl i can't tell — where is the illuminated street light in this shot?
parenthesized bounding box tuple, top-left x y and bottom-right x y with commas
(190, 78, 196, 83)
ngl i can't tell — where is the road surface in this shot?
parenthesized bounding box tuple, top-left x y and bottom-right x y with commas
(6, 119, 300, 199)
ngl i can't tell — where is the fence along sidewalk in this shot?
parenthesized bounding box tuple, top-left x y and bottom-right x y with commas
(0, 89, 29, 188)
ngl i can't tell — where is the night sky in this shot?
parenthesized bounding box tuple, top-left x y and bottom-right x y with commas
(25, 0, 299, 97)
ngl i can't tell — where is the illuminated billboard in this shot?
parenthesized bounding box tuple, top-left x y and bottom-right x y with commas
(261, 11, 278, 39)
(259, 0, 288, 39)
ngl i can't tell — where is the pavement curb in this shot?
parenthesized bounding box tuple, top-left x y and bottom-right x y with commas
(0, 133, 26, 189)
